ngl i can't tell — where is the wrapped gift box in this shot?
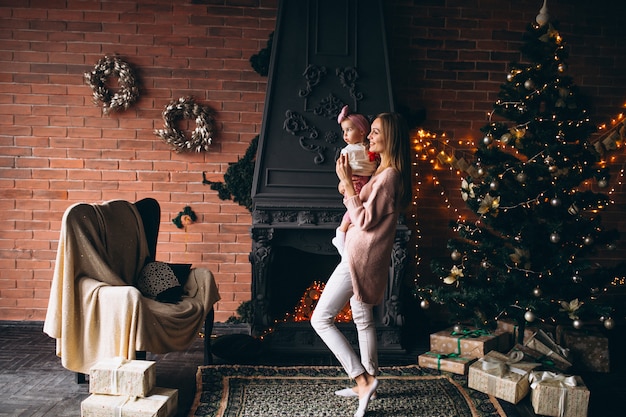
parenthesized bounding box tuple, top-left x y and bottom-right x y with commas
(529, 371, 590, 417)
(429, 326, 510, 359)
(509, 344, 571, 372)
(467, 350, 540, 404)
(81, 387, 178, 417)
(89, 358, 156, 397)
(496, 319, 537, 344)
(524, 330, 572, 372)
(418, 351, 477, 375)
(556, 325, 610, 373)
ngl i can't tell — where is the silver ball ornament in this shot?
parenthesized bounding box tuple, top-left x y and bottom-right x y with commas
(453, 323, 463, 333)
(490, 181, 499, 190)
(604, 317, 615, 330)
(598, 179, 608, 188)
(477, 167, 485, 176)
(524, 79, 535, 90)
(533, 287, 542, 297)
(550, 232, 560, 243)
(524, 310, 535, 322)
(572, 319, 583, 329)
(481, 260, 490, 269)
(483, 135, 493, 145)
(584, 236, 594, 246)
(420, 299, 430, 310)
(516, 172, 527, 183)
(451, 250, 461, 261)
(550, 197, 561, 207)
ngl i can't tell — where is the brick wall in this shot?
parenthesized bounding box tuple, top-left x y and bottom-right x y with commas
(1, 0, 625, 323)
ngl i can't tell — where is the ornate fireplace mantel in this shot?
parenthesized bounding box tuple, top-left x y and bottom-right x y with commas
(249, 0, 410, 351)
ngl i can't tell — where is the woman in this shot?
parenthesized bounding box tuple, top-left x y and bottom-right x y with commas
(311, 112, 412, 417)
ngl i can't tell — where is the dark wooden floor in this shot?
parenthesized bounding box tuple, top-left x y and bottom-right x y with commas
(0, 321, 623, 417)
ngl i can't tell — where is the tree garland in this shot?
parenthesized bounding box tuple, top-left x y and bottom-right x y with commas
(84, 55, 139, 115)
(155, 97, 216, 153)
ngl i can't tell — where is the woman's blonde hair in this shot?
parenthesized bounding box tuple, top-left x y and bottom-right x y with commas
(376, 112, 412, 209)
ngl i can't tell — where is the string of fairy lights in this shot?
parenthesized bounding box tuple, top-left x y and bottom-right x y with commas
(256, 110, 625, 339)
(410, 110, 626, 289)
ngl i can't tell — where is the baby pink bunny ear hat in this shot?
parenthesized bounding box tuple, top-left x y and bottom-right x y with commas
(337, 105, 371, 135)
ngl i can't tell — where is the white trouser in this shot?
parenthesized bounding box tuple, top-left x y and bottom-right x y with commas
(310, 258, 378, 379)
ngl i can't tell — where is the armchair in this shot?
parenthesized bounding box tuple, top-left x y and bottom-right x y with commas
(43, 198, 220, 380)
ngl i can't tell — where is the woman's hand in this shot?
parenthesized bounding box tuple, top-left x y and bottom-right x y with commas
(336, 154, 355, 198)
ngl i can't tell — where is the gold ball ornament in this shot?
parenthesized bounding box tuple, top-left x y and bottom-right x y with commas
(420, 299, 430, 310)
(451, 250, 462, 261)
(604, 317, 615, 330)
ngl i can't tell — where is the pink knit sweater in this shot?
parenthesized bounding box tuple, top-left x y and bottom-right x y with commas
(343, 167, 401, 305)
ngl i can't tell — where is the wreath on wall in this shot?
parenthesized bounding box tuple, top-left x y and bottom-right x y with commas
(84, 55, 139, 115)
(154, 97, 216, 153)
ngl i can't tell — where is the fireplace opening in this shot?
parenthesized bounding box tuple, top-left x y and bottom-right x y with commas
(267, 245, 340, 323)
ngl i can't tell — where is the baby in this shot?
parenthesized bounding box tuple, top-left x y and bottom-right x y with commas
(332, 105, 378, 254)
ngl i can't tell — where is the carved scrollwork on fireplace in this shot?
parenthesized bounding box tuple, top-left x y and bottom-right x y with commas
(383, 226, 411, 327)
(252, 208, 344, 226)
(283, 110, 325, 165)
(298, 64, 327, 98)
(336, 67, 363, 101)
(250, 227, 274, 327)
(313, 93, 344, 119)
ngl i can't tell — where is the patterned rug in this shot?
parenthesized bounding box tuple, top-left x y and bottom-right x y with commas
(190, 365, 510, 417)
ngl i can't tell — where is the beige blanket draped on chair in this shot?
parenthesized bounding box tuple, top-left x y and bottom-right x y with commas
(43, 200, 220, 374)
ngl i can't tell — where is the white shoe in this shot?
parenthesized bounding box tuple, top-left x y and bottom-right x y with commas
(354, 378, 379, 417)
(335, 387, 377, 400)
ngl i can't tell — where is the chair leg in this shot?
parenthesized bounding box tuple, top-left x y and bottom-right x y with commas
(204, 308, 215, 365)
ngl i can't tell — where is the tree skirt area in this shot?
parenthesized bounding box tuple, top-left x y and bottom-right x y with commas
(190, 365, 514, 417)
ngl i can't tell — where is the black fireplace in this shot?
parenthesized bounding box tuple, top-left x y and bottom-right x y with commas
(249, 0, 410, 352)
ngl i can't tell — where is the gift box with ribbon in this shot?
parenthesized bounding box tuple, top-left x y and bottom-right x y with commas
(81, 387, 178, 417)
(508, 343, 571, 372)
(429, 326, 511, 359)
(529, 371, 590, 417)
(496, 318, 538, 344)
(556, 325, 610, 373)
(89, 357, 156, 398)
(467, 350, 540, 404)
(417, 351, 477, 375)
(525, 330, 573, 372)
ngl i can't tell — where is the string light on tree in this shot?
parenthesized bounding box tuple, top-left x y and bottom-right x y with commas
(413, 3, 623, 330)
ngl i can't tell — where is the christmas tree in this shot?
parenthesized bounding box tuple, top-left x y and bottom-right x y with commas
(417, 11, 621, 334)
